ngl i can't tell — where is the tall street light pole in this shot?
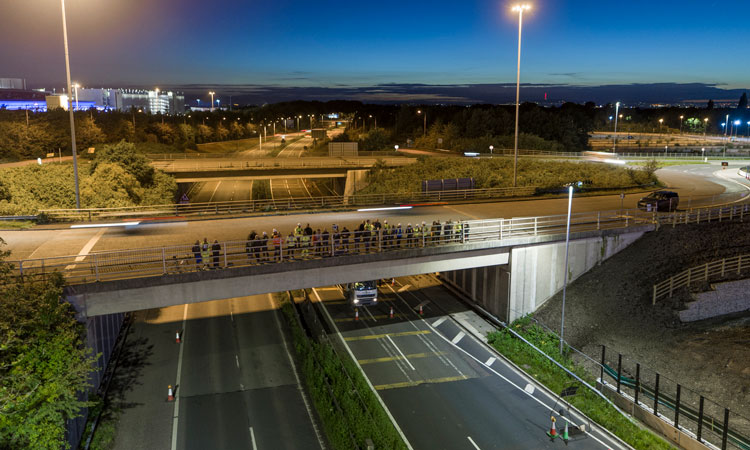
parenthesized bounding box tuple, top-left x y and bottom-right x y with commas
(60, 0, 80, 209)
(512, 4, 531, 188)
(679, 115, 684, 134)
(559, 185, 573, 354)
(417, 109, 426, 137)
(209, 91, 215, 113)
(613, 101, 620, 152)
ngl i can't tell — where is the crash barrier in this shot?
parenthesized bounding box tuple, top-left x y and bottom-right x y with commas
(17, 202, 750, 286)
(601, 346, 750, 450)
(652, 254, 750, 304)
(10, 209, 655, 285)
(39, 187, 538, 222)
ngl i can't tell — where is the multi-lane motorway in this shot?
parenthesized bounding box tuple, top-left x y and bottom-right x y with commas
(111, 294, 324, 450)
(3, 162, 749, 449)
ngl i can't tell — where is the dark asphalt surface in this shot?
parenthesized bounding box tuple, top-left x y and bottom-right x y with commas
(112, 296, 323, 450)
(314, 277, 629, 450)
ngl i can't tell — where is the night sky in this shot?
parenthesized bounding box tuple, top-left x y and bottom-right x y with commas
(1, 0, 748, 102)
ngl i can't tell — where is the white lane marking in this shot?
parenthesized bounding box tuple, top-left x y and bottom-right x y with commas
(397, 284, 411, 292)
(467, 436, 481, 450)
(235, 354, 240, 369)
(65, 228, 106, 270)
(269, 293, 326, 449)
(363, 306, 378, 322)
(432, 317, 447, 327)
(424, 320, 625, 450)
(384, 283, 466, 376)
(313, 288, 414, 450)
(208, 181, 221, 203)
(385, 335, 415, 371)
(484, 357, 496, 367)
(524, 383, 535, 395)
(451, 332, 465, 344)
(443, 204, 481, 220)
(170, 303, 189, 450)
(249, 427, 258, 450)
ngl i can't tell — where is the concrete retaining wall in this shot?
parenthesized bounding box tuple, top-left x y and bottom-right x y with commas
(680, 278, 750, 322)
(444, 230, 647, 322)
(343, 169, 369, 203)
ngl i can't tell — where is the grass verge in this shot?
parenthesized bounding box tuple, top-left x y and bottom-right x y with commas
(277, 292, 407, 450)
(627, 160, 708, 168)
(251, 180, 271, 200)
(487, 316, 673, 450)
(0, 220, 34, 229)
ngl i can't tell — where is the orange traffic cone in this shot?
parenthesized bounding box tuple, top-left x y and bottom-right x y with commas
(389, 306, 394, 319)
(547, 415, 558, 440)
(167, 385, 175, 402)
(391, 278, 395, 286)
(419, 305, 424, 315)
(354, 309, 359, 321)
(175, 331, 181, 343)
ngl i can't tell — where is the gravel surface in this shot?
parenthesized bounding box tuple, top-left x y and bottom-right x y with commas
(534, 219, 750, 420)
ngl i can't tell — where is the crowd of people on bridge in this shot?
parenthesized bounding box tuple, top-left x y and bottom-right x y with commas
(187, 217, 471, 269)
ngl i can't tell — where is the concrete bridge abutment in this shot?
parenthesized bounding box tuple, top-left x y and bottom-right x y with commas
(442, 228, 650, 323)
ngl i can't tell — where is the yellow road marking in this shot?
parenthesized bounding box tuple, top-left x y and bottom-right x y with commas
(358, 352, 446, 365)
(344, 330, 431, 341)
(374, 375, 471, 391)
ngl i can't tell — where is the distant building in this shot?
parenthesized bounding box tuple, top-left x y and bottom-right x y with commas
(0, 78, 27, 90)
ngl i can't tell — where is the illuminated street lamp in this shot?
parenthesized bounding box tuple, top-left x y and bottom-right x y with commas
(613, 101, 620, 152)
(60, 0, 80, 209)
(209, 91, 215, 112)
(658, 118, 663, 133)
(746, 121, 750, 137)
(703, 118, 708, 139)
(489, 145, 494, 155)
(394, 144, 399, 152)
(417, 109, 426, 137)
(734, 119, 741, 138)
(559, 184, 573, 354)
(511, 3, 531, 188)
(679, 115, 684, 134)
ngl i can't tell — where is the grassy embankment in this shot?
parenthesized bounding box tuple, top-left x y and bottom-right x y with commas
(488, 317, 674, 449)
(358, 157, 659, 195)
(277, 292, 407, 450)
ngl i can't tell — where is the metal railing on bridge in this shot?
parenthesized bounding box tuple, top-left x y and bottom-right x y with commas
(11, 209, 656, 285)
(17, 202, 750, 286)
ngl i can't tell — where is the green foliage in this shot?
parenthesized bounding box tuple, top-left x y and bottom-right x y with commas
(75, 117, 106, 149)
(0, 122, 56, 161)
(90, 141, 155, 186)
(0, 180, 10, 202)
(0, 241, 98, 449)
(0, 156, 176, 215)
(81, 163, 142, 207)
(251, 180, 271, 200)
(487, 317, 673, 450)
(278, 294, 407, 450)
(359, 157, 657, 195)
(360, 129, 390, 151)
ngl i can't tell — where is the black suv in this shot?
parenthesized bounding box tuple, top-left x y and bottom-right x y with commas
(637, 190, 679, 212)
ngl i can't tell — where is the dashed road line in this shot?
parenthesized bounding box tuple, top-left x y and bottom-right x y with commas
(467, 436, 481, 450)
(451, 331, 466, 344)
(386, 335, 415, 370)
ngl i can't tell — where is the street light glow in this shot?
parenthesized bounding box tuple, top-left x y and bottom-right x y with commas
(512, 4, 531, 12)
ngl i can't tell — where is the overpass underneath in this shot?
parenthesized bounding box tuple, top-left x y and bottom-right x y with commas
(63, 224, 653, 321)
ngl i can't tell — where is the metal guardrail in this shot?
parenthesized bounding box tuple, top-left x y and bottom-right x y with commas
(10, 210, 656, 285)
(18, 202, 750, 287)
(652, 254, 750, 304)
(150, 157, 416, 172)
(145, 151, 405, 160)
(39, 187, 539, 221)
(601, 347, 750, 450)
